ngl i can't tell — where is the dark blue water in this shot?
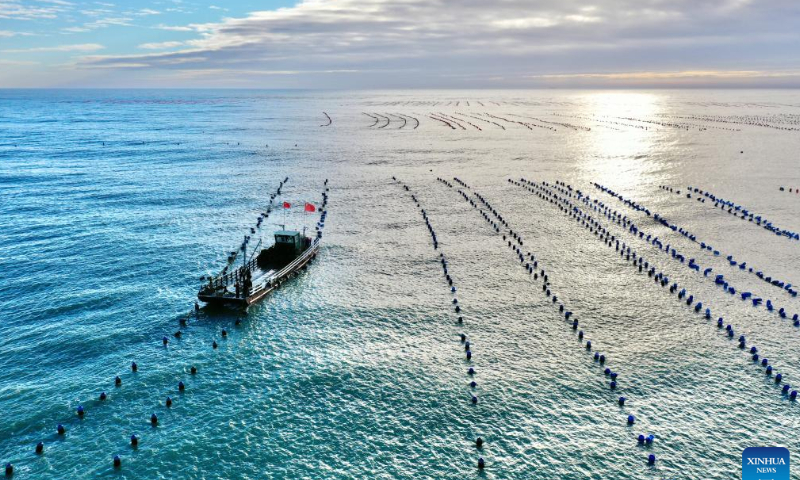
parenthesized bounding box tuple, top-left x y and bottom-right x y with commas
(1, 89, 799, 479)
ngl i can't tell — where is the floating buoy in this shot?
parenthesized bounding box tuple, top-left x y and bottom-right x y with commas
(618, 397, 626, 406)
(100, 391, 107, 401)
(130, 435, 138, 447)
(212, 341, 218, 349)
(610, 381, 617, 390)
(604, 368, 611, 375)
(35, 442, 44, 454)
(178, 381, 185, 392)
(115, 376, 122, 386)
(478, 457, 485, 469)
(782, 384, 791, 393)
(77, 405, 84, 417)
(648, 454, 656, 465)
(775, 373, 783, 383)
(221, 329, 227, 337)
(131, 362, 138, 372)
(470, 381, 477, 388)
(458, 316, 463, 324)
(586, 341, 592, 350)
(150, 413, 158, 426)
(637, 434, 645, 444)
(628, 415, 635, 425)
(57, 424, 65, 435)
(466, 350, 472, 360)
(5, 464, 12, 477)
(791, 391, 798, 400)
(162, 336, 169, 346)
(113, 455, 121, 468)
(191, 366, 197, 375)
(476, 437, 483, 448)
(646, 435, 654, 445)
(599, 355, 606, 364)
(471, 395, 478, 404)
(166, 397, 173, 408)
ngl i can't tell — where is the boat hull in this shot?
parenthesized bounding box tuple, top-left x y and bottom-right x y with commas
(198, 239, 320, 307)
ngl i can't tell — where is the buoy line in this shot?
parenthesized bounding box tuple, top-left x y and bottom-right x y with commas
(681, 185, 799, 242)
(511, 178, 795, 404)
(392, 177, 489, 471)
(593, 183, 797, 299)
(537, 180, 798, 327)
(435, 176, 662, 467)
(2, 180, 331, 475)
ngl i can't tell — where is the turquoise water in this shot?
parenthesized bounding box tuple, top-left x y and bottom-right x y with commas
(1, 89, 800, 479)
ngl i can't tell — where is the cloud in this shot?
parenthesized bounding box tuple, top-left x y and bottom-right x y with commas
(0, 0, 70, 20)
(22, 0, 800, 87)
(4, 43, 104, 53)
(138, 41, 185, 50)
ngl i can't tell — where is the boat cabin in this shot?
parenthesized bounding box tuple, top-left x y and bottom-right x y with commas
(274, 230, 304, 255)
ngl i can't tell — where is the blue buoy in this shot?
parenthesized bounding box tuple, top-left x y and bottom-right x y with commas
(464, 341, 471, 350)
(638, 434, 645, 444)
(130, 434, 138, 447)
(762, 358, 769, 366)
(766, 366, 773, 375)
(77, 405, 84, 417)
(628, 415, 635, 425)
(131, 362, 138, 372)
(113, 455, 121, 468)
(466, 350, 472, 360)
(470, 381, 477, 388)
(586, 341, 592, 350)
(776, 374, 783, 383)
(646, 435, 654, 445)
(599, 355, 606, 364)
(471, 395, 478, 404)
(782, 384, 791, 393)
(468, 367, 475, 375)
(610, 381, 617, 390)
(35, 442, 44, 454)
(648, 454, 656, 465)
(100, 391, 107, 401)
(5, 464, 12, 477)
(604, 368, 611, 375)
(792, 391, 798, 400)
(178, 381, 185, 391)
(753, 354, 759, 361)
(594, 352, 599, 361)
(115, 376, 122, 386)
(618, 397, 626, 406)
(162, 336, 168, 346)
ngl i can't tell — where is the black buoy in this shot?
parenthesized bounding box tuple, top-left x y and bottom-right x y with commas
(100, 391, 107, 401)
(162, 336, 169, 346)
(4, 464, 12, 477)
(131, 361, 138, 372)
(212, 341, 218, 349)
(478, 457, 485, 469)
(618, 396, 626, 406)
(113, 455, 121, 468)
(57, 424, 65, 435)
(130, 434, 138, 447)
(191, 366, 197, 375)
(166, 396, 173, 407)
(221, 329, 227, 338)
(476, 437, 483, 448)
(77, 405, 84, 418)
(648, 454, 656, 465)
(178, 381, 185, 392)
(150, 413, 158, 426)
(115, 376, 122, 386)
(35, 442, 44, 454)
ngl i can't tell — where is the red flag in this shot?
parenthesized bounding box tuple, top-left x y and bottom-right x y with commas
(283, 202, 291, 209)
(304, 202, 316, 212)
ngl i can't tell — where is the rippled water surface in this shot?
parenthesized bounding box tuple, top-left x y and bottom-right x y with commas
(1, 89, 800, 479)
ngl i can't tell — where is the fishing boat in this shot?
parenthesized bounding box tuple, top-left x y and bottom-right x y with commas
(198, 181, 328, 307)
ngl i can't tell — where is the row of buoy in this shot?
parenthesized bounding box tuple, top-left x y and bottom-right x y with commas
(541, 180, 799, 329)
(594, 183, 797, 299)
(3, 180, 332, 475)
(438, 177, 659, 467)
(662, 114, 800, 132)
(684, 185, 799, 241)
(394, 177, 487, 470)
(514, 178, 796, 404)
(779, 187, 799, 194)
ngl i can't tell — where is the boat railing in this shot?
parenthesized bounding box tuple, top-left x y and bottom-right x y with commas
(249, 238, 319, 296)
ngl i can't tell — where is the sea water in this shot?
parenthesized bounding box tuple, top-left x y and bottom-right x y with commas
(1, 89, 799, 479)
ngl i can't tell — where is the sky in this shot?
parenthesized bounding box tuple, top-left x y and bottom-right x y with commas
(0, 0, 799, 88)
